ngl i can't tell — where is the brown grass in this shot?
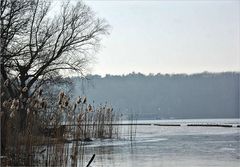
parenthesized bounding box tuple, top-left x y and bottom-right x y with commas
(1, 86, 120, 166)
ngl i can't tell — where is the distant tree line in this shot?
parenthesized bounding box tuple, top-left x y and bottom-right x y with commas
(72, 72, 239, 120)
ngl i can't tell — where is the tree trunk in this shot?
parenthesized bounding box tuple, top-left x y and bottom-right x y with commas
(19, 74, 28, 131)
(19, 91, 28, 131)
(1, 113, 7, 155)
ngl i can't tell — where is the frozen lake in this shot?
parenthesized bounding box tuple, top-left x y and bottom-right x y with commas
(73, 119, 240, 167)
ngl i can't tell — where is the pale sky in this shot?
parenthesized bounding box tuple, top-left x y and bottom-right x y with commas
(82, 0, 240, 76)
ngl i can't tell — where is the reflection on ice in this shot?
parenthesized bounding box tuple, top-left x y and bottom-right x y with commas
(83, 138, 168, 148)
(79, 119, 240, 167)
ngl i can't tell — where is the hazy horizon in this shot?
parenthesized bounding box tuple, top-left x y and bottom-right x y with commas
(87, 70, 240, 77)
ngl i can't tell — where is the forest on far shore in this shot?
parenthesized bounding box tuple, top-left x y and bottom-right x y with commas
(71, 72, 239, 120)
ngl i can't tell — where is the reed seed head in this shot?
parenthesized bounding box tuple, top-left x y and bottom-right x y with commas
(4, 79, 9, 87)
(22, 86, 28, 92)
(27, 97, 31, 103)
(10, 99, 19, 110)
(27, 108, 31, 115)
(83, 97, 87, 104)
(59, 91, 64, 100)
(76, 96, 81, 104)
(73, 103, 77, 111)
(10, 111, 15, 118)
(88, 104, 93, 112)
(2, 101, 8, 108)
(64, 99, 69, 107)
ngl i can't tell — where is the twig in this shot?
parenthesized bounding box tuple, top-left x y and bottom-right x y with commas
(86, 154, 95, 167)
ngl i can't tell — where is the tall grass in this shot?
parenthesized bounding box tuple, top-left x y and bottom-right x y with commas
(0, 82, 119, 166)
(128, 113, 137, 142)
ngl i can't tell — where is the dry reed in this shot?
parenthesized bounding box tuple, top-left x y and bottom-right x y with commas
(0, 81, 120, 166)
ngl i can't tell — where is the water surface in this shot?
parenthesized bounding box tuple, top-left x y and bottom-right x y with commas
(77, 119, 240, 167)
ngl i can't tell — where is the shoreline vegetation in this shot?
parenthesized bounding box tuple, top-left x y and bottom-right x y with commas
(0, 83, 121, 166)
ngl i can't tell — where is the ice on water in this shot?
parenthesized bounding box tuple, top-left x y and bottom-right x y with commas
(77, 119, 240, 167)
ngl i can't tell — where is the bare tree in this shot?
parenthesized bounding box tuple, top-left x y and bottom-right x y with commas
(0, 0, 109, 128)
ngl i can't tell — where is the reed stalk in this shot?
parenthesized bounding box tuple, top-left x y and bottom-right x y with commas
(1, 85, 120, 166)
